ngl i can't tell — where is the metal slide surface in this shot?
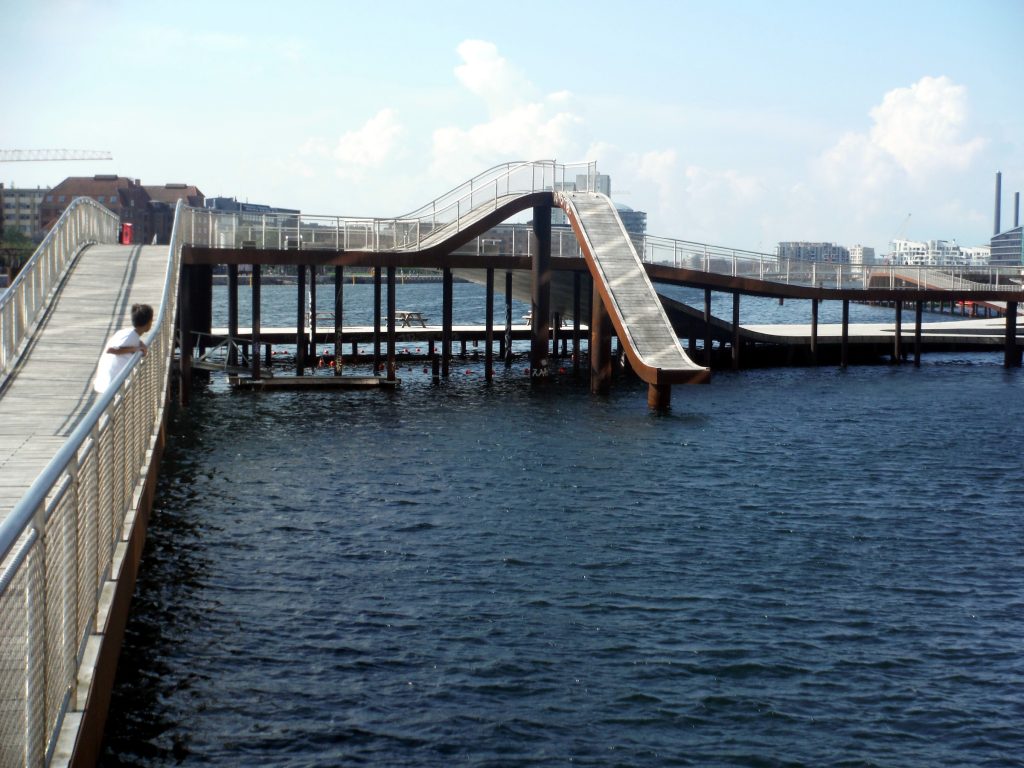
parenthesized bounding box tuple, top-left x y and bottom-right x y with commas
(559, 191, 708, 384)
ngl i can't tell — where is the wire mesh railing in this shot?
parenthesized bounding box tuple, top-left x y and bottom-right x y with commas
(641, 235, 1024, 293)
(0, 198, 118, 380)
(188, 160, 598, 253)
(0, 200, 183, 767)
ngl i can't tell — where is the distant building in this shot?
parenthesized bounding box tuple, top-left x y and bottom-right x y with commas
(888, 239, 972, 267)
(1, 184, 48, 239)
(41, 175, 153, 242)
(145, 183, 205, 245)
(848, 244, 875, 271)
(777, 242, 850, 264)
(204, 197, 301, 250)
(990, 227, 1022, 266)
(547, 174, 645, 251)
(961, 245, 991, 267)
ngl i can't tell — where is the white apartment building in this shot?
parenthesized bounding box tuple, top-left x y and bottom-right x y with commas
(888, 239, 971, 267)
(848, 244, 875, 270)
(961, 246, 991, 267)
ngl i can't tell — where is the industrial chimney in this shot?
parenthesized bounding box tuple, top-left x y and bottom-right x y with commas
(1015, 191, 1020, 229)
(994, 171, 1002, 235)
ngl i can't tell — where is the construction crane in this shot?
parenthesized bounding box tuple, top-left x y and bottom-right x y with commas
(893, 213, 912, 241)
(0, 149, 113, 162)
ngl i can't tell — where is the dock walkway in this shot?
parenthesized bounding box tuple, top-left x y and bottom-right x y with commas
(0, 244, 167, 520)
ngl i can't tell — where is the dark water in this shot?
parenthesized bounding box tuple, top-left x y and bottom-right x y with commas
(101, 284, 1024, 767)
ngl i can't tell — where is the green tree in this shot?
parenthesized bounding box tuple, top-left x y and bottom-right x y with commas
(1, 228, 36, 276)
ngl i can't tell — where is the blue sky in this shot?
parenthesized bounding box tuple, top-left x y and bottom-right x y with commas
(3, 0, 1023, 254)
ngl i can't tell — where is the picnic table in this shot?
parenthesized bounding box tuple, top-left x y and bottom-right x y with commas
(389, 310, 428, 327)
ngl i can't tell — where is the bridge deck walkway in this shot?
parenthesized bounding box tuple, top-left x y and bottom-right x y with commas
(0, 244, 167, 521)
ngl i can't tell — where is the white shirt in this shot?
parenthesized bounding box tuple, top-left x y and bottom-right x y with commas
(93, 327, 142, 393)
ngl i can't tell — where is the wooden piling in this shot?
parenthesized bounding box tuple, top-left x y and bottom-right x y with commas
(914, 301, 923, 367)
(296, 265, 306, 376)
(333, 266, 343, 376)
(485, 268, 494, 382)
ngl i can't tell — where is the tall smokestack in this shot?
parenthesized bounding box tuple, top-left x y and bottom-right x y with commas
(994, 171, 1002, 235)
(1015, 192, 1020, 229)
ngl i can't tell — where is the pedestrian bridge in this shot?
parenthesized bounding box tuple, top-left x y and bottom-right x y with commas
(1, 160, 1022, 766)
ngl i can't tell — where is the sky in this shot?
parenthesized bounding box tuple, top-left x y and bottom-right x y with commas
(3, 0, 1023, 254)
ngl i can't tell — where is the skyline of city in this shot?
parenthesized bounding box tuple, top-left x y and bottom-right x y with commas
(3, 0, 1023, 255)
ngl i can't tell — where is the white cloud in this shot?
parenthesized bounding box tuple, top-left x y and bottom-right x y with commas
(870, 76, 985, 175)
(431, 40, 585, 182)
(820, 76, 985, 188)
(453, 40, 535, 113)
(628, 149, 767, 243)
(333, 109, 404, 179)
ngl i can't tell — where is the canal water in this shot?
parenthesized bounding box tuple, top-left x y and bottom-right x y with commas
(100, 282, 1024, 767)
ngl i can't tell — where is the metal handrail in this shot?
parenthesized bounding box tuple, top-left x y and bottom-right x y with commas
(1, 197, 118, 379)
(641, 234, 1024, 293)
(0, 199, 183, 767)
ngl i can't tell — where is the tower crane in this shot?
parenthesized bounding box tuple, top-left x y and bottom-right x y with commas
(0, 149, 113, 162)
(1, 150, 114, 239)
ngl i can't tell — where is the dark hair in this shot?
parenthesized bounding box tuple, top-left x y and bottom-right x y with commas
(131, 303, 154, 328)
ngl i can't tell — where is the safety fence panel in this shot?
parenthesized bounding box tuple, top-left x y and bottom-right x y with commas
(0, 198, 183, 766)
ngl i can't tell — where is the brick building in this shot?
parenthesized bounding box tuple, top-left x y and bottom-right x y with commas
(40, 175, 154, 242)
(145, 183, 205, 244)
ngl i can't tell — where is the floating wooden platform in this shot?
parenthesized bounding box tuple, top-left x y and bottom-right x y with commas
(229, 375, 400, 391)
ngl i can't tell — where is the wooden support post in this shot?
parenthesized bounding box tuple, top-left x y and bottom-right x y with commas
(442, 267, 453, 377)
(503, 271, 513, 367)
(731, 292, 741, 370)
(485, 268, 494, 382)
(251, 264, 262, 380)
(590, 282, 612, 394)
(704, 287, 713, 367)
(373, 268, 382, 374)
(914, 300, 923, 367)
(386, 266, 396, 381)
(1006, 301, 1021, 367)
(296, 264, 306, 376)
(228, 264, 238, 368)
(530, 204, 552, 380)
(178, 265, 193, 405)
(810, 298, 819, 365)
(573, 271, 582, 377)
(648, 382, 671, 410)
(841, 299, 849, 369)
(195, 265, 212, 362)
(309, 265, 317, 361)
(334, 266, 343, 376)
(894, 300, 903, 364)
